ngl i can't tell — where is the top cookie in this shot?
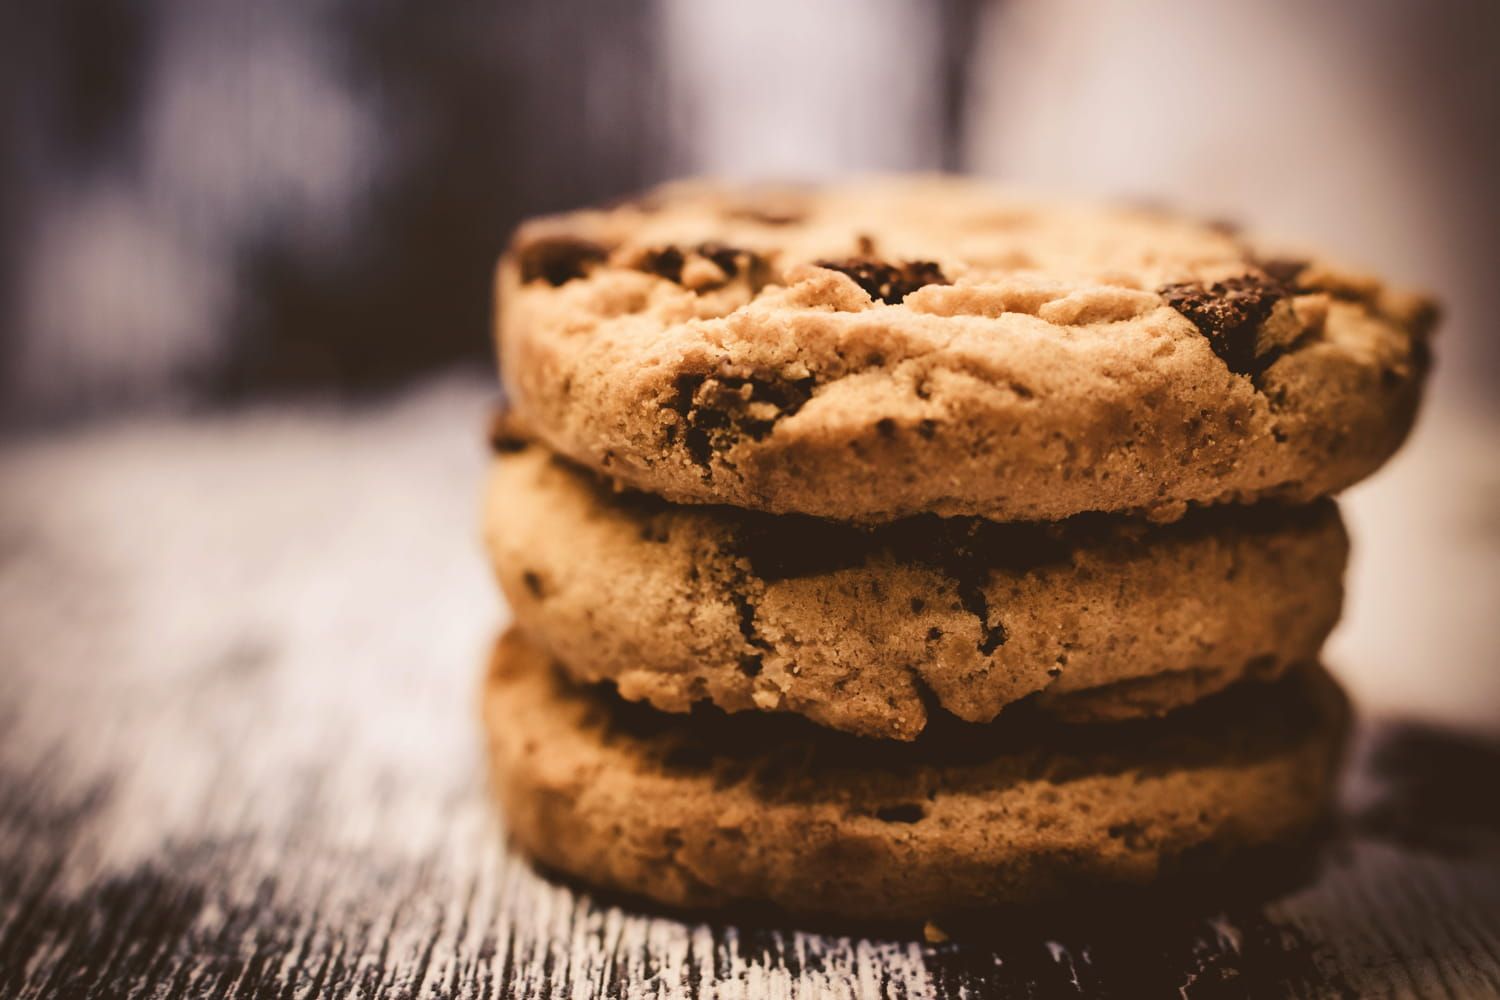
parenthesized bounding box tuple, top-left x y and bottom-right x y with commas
(496, 177, 1435, 523)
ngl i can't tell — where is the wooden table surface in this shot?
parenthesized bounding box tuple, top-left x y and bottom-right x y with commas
(2, 374, 1498, 999)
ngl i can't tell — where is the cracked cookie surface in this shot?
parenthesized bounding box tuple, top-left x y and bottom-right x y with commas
(485, 440, 1348, 740)
(495, 177, 1435, 524)
(483, 629, 1348, 920)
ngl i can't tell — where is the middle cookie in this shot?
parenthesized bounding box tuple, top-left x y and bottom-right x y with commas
(486, 440, 1347, 741)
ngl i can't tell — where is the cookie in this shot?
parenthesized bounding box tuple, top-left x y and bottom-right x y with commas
(483, 629, 1349, 921)
(495, 177, 1434, 523)
(484, 438, 1348, 740)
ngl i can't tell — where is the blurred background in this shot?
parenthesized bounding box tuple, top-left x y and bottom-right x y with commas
(1, 0, 1497, 726)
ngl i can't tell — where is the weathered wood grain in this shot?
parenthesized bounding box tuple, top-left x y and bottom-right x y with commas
(1, 374, 1497, 999)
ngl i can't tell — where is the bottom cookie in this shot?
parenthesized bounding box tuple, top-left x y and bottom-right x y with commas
(483, 630, 1349, 922)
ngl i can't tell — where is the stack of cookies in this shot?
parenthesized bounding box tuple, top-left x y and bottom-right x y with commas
(481, 178, 1434, 922)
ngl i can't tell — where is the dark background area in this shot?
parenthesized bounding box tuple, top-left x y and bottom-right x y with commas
(1, 1, 672, 418)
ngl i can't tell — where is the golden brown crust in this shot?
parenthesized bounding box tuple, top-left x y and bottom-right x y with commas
(485, 443, 1348, 739)
(496, 177, 1434, 524)
(483, 629, 1349, 921)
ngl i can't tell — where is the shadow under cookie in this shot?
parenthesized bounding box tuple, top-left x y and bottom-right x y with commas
(485, 441, 1349, 739)
(482, 629, 1350, 923)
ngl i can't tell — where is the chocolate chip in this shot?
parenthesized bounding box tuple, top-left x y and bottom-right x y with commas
(697, 242, 745, 279)
(636, 243, 766, 290)
(521, 570, 545, 599)
(815, 258, 949, 304)
(515, 233, 609, 286)
(638, 246, 685, 283)
(1159, 273, 1288, 377)
(668, 370, 816, 470)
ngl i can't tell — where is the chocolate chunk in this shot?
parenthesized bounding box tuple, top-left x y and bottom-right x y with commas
(697, 242, 746, 279)
(668, 370, 816, 470)
(636, 243, 766, 290)
(815, 258, 948, 304)
(1159, 273, 1288, 376)
(638, 246, 686, 283)
(515, 234, 609, 286)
